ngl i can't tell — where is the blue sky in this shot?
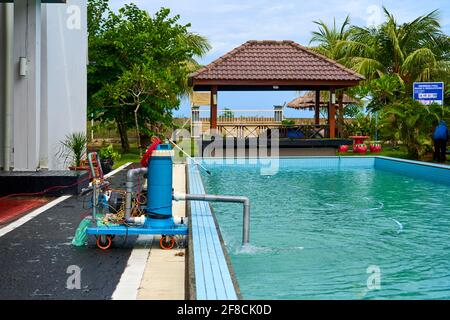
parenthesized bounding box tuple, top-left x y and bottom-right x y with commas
(110, 0, 450, 118)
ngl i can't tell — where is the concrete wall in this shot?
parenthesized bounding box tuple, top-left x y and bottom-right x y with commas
(0, 5, 5, 169)
(0, 3, 13, 170)
(0, 1, 86, 171)
(13, 0, 42, 171)
(41, 0, 87, 169)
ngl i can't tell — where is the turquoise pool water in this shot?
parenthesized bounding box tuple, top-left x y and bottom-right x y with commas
(201, 161, 450, 300)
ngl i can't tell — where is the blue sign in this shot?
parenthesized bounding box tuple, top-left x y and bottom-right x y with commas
(413, 82, 444, 105)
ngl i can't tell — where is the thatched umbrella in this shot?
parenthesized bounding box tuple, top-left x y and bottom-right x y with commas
(287, 91, 361, 111)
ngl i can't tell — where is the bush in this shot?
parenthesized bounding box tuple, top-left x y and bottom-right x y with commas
(98, 145, 121, 161)
(343, 112, 376, 137)
(379, 99, 450, 159)
(57, 132, 87, 167)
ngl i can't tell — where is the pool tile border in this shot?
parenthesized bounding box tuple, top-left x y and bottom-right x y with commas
(375, 156, 450, 185)
(186, 160, 240, 300)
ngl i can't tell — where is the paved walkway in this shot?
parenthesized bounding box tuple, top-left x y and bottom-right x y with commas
(0, 163, 188, 300)
(137, 164, 186, 300)
(0, 166, 136, 299)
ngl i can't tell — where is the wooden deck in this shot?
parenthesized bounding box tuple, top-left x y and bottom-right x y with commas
(187, 162, 239, 300)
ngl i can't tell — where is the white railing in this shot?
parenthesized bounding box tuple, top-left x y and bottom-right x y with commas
(191, 107, 284, 138)
(193, 108, 283, 124)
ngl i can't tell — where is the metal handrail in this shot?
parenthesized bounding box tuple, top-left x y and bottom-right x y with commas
(173, 193, 250, 246)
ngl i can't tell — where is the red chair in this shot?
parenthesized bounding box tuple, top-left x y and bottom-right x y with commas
(370, 144, 382, 153)
(338, 145, 350, 153)
(353, 144, 368, 154)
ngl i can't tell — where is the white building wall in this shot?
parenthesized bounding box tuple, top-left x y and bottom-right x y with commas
(0, 3, 13, 171)
(40, 0, 87, 170)
(0, 5, 5, 169)
(1, 0, 86, 171)
(13, 0, 42, 171)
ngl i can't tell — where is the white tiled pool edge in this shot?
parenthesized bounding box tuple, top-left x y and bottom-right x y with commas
(187, 160, 239, 300)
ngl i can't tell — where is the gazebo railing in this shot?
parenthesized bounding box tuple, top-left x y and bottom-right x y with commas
(190, 107, 334, 139)
(217, 124, 273, 139)
(193, 108, 284, 125)
(279, 125, 329, 139)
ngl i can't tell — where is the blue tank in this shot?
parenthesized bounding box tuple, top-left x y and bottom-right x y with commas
(146, 144, 174, 228)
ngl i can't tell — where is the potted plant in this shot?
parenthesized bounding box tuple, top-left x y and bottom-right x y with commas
(57, 132, 88, 170)
(98, 144, 121, 174)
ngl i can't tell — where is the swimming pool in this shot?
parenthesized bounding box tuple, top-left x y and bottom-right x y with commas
(197, 157, 450, 300)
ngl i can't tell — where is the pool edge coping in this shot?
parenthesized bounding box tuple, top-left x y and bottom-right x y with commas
(186, 161, 242, 300)
(185, 164, 196, 300)
(198, 155, 450, 170)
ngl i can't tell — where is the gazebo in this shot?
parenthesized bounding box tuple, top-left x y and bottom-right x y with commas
(189, 40, 364, 139)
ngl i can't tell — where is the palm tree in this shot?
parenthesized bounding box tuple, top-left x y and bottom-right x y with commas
(180, 32, 211, 97)
(338, 8, 450, 91)
(309, 16, 353, 137)
(310, 15, 351, 60)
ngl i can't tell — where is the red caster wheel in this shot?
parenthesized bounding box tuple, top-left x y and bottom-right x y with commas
(160, 236, 176, 250)
(96, 235, 112, 250)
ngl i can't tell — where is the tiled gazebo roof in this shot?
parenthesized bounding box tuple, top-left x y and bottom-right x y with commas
(189, 40, 364, 90)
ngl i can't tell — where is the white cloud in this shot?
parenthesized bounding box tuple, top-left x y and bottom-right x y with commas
(109, 0, 450, 64)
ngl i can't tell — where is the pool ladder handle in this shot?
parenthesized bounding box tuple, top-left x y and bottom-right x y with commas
(173, 193, 250, 246)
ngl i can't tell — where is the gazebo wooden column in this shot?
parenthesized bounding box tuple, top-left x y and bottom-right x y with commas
(315, 90, 320, 126)
(337, 92, 344, 138)
(210, 85, 218, 130)
(328, 89, 336, 138)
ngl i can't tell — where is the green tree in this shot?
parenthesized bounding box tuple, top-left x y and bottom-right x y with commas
(111, 63, 180, 155)
(87, 1, 210, 152)
(343, 111, 376, 137)
(338, 8, 450, 95)
(362, 75, 405, 112)
(379, 99, 449, 159)
(309, 16, 358, 137)
(310, 15, 351, 60)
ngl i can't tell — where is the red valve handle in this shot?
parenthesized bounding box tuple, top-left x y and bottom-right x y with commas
(140, 137, 161, 167)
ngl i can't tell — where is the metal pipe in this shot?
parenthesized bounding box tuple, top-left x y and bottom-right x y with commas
(169, 138, 211, 175)
(173, 193, 250, 245)
(125, 167, 147, 223)
(2, 4, 13, 171)
(87, 152, 103, 178)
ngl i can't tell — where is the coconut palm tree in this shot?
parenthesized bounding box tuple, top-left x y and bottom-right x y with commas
(310, 15, 351, 60)
(309, 16, 353, 137)
(338, 8, 450, 91)
(179, 32, 211, 97)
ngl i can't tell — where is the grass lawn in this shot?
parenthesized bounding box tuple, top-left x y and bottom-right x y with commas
(113, 148, 141, 169)
(112, 139, 200, 169)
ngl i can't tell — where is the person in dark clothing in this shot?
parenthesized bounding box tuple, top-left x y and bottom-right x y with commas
(433, 120, 449, 162)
